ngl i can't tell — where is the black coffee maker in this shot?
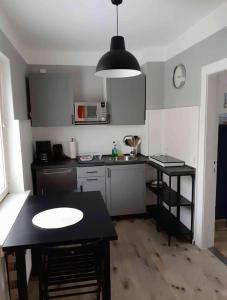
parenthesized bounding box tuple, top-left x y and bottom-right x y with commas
(53, 144, 66, 161)
(36, 141, 52, 163)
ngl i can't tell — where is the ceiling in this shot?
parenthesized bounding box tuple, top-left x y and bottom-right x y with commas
(0, 0, 226, 54)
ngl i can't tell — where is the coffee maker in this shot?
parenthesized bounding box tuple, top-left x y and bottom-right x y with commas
(36, 141, 52, 163)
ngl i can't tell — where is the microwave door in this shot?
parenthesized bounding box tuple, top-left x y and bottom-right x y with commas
(86, 105, 98, 121)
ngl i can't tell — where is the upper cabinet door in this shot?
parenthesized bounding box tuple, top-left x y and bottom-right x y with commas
(29, 74, 74, 127)
(107, 75, 146, 125)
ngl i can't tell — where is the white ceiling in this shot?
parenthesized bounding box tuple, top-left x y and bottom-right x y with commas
(0, 0, 226, 55)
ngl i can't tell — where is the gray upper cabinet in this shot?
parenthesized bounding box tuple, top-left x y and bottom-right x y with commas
(106, 75, 146, 125)
(106, 164, 146, 216)
(29, 74, 74, 127)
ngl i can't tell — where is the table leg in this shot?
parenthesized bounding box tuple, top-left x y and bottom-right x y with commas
(15, 249, 28, 300)
(103, 241, 111, 300)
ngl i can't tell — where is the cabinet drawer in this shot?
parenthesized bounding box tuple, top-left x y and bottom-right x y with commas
(77, 166, 105, 178)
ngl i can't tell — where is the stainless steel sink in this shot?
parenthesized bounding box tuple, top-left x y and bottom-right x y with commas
(108, 156, 139, 161)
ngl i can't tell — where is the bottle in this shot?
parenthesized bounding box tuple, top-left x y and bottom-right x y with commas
(112, 141, 118, 158)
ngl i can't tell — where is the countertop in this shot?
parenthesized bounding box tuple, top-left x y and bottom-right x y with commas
(3, 192, 117, 250)
(31, 154, 148, 170)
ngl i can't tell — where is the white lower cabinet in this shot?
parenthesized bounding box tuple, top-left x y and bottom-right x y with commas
(106, 164, 146, 216)
(77, 166, 106, 203)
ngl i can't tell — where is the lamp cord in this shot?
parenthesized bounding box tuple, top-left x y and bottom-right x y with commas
(116, 5, 119, 36)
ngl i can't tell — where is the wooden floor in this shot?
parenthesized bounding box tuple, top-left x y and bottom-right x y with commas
(215, 219, 227, 258)
(29, 218, 227, 300)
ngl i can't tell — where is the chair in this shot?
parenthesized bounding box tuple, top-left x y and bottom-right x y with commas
(39, 241, 103, 300)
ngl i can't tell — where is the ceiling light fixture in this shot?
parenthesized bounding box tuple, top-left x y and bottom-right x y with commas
(95, 0, 141, 78)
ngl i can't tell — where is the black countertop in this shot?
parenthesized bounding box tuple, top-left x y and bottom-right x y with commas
(31, 154, 148, 169)
(3, 192, 117, 250)
(31, 155, 196, 177)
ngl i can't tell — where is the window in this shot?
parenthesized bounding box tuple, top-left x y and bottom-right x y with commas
(0, 74, 8, 201)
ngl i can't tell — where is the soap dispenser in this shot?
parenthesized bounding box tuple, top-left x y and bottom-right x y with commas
(112, 141, 118, 158)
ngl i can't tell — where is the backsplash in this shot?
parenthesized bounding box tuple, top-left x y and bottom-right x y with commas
(32, 125, 147, 157)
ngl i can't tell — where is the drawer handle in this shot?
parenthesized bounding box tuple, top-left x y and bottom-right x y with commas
(86, 178, 98, 181)
(86, 171, 98, 174)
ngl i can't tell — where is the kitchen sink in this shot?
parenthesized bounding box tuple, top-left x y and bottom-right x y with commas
(108, 156, 139, 161)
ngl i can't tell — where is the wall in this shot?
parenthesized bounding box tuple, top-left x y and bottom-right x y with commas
(32, 125, 147, 156)
(164, 27, 227, 109)
(142, 62, 164, 109)
(0, 30, 27, 120)
(147, 106, 200, 228)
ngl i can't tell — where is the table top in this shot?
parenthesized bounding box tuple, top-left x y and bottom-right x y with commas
(3, 192, 117, 251)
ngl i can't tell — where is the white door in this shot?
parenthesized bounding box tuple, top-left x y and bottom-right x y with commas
(203, 74, 219, 247)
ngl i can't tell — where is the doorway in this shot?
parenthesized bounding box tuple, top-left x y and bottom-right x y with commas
(195, 58, 227, 249)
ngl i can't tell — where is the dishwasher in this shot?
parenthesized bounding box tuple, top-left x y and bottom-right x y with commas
(36, 167, 77, 196)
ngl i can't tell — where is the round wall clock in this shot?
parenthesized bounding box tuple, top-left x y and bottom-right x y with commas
(173, 64, 186, 89)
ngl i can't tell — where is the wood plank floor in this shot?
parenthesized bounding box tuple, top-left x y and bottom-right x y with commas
(28, 218, 227, 300)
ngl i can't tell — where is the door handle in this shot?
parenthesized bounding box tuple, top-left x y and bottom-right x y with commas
(107, 168, 111, 178)
(86, 178, 98, 181)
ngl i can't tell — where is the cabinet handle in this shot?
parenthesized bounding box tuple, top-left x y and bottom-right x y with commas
(86, 178, 98, 181)
(86, 171, 98, 174)
(80, 185, 83, 192)
(72, 114, 75, 125)
(107, 168, 111, 178)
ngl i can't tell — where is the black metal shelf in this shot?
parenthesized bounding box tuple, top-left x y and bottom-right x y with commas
(146, 184, 192, 207)
(147, 162, 195, 246)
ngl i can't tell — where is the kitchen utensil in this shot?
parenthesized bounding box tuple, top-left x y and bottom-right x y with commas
(123, 135, 141, 157)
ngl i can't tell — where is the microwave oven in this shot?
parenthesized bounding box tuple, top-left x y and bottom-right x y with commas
(74, 102, 108, 123)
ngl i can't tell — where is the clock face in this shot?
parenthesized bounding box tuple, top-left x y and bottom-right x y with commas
(173, 64, 186, 89)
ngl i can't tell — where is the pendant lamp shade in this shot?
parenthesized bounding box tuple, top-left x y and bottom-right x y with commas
(96, 36, 141, 78)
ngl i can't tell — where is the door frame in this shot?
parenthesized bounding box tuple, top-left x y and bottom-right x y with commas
(195, 58, 227, 249)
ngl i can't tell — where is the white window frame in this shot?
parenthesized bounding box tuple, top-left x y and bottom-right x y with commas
(0, 68, 8, 202)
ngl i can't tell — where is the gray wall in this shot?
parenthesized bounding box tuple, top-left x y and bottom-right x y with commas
(164, 27, 227, 108)
(142, 62, 164, 110)
(0, 30, 27, 119)
(28, 65, 103, 102)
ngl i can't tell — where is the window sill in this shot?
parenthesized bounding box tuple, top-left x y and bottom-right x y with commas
(0, 191, 30, 250)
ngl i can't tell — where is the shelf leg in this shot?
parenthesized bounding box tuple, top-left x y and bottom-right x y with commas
(156, 170, 161, 232)
(168, 204, 172, 246)
(177, 176, 180, 221)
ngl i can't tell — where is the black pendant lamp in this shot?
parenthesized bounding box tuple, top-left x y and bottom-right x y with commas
(95, 0, 141, 78)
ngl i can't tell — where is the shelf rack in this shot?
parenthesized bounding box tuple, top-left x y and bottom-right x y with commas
(147, 161, 196, 246)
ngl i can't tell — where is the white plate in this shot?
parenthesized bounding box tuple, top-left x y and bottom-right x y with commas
(32, 207, 83, 229)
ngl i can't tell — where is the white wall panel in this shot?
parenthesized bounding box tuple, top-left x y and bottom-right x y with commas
(32, 125, 147, 156)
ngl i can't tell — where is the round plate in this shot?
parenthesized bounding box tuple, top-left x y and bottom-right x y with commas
(173, 64, 186, 89)
(32, 207, 83, 229)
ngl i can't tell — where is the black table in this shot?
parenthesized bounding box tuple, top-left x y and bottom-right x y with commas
(3, 192, 117, 300)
